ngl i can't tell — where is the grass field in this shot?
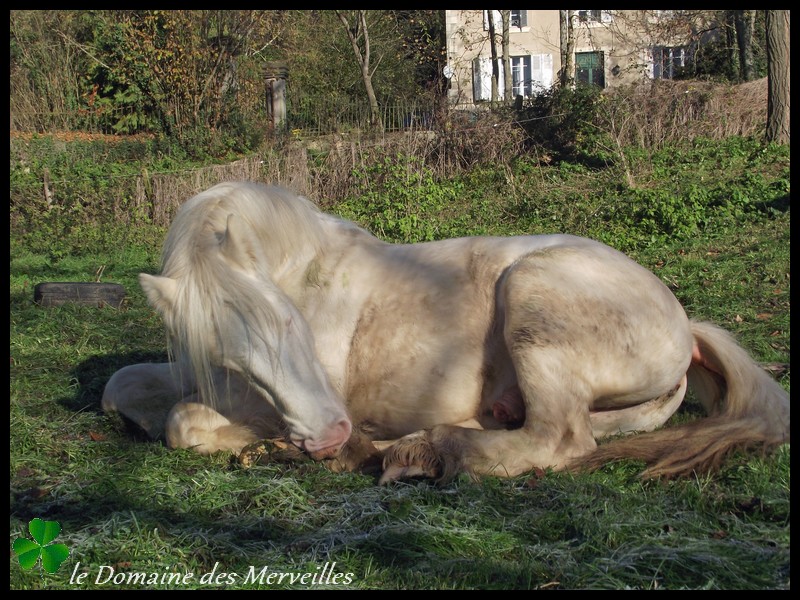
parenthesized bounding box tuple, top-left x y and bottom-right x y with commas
(10, 137, 790, 589)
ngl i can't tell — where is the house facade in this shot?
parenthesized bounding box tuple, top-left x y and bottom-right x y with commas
(444, 10, 715, 107)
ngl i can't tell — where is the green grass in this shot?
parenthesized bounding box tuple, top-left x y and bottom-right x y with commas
(10, 137, 789, 589)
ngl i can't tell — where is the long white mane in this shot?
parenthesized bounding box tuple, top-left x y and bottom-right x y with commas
(154, 182, 333, 406)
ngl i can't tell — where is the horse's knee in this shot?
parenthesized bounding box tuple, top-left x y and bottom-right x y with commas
(166, 402, 257, 454)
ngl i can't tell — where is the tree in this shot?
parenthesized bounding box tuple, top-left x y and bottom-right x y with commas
(286, 10, 444, 131)
(10, 11, 95, 128)
(501, 11, 513, 101)
(765, 10, 789, 144)
(335, 10, 386, 129)
(734, 10, 756, 81)
(91, 10, 283, 143)
(559, 10, 574, 87)
(486, 10, 500, 102)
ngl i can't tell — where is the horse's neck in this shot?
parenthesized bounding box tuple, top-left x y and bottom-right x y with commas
(270, 214, 382, 301)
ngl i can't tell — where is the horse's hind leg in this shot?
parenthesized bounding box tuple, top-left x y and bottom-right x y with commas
(381, 246, 692, 483)
(381, 348, 598, 482)
(383, 252, 601, 481)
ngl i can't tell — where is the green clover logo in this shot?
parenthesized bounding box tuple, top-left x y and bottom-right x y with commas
(13, 518, 70, 574)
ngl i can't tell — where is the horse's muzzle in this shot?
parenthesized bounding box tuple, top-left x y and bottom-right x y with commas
(292, 419, 352, 461)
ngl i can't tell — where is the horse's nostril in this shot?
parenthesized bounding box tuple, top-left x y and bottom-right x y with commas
(293, 418, 351, 459)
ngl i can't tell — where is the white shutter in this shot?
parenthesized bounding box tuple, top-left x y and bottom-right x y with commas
(483, 10, 502, 30)
(531, 55, 541, 89)
(601, 10, 613, 23)
(530, 54, 553, 91)
(473, 57, 500, 101)
(647, 48, 657, 79)
(540, 54, 553, 88)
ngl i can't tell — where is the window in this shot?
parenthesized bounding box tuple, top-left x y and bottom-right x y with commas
(484, 10, 528, 30)
(576, 51, 605, 88)
(473, 54, 553, 102)
(577, 10, 602, 22)
(511, 55, 553, 97)
(511, 56, 531, 97)
(652, 46, 688, 79)
(575, 10, 612, 24)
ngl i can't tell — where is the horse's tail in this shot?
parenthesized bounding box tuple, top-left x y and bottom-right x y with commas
(575, 320, 790, 477)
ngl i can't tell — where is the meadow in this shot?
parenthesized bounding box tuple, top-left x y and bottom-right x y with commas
(10, 135, 789, 589)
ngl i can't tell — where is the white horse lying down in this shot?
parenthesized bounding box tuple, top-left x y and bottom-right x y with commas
(102, 182, 790, 482)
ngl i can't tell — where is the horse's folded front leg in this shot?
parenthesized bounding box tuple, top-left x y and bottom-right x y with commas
(167, 401, 262, 455)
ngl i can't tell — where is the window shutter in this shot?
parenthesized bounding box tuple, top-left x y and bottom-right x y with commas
(601, 10, 613, 23)
(646, 48, 657, 79)
(518, 10, 528, 27)
(528, 54, 553, 91)
(473, 57, 498, 101)
(541, 54, 553, 88)
(531, 55, 541, 90)
(484, 10, 502, 30)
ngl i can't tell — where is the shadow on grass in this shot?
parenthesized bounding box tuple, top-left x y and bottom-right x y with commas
(766, 192, 790, 213)
(59, 351, 169, 414)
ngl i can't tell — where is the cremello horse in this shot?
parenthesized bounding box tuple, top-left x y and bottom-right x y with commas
(102, 182, 790, 483)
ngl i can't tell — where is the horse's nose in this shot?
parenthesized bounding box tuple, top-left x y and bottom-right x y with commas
(293, 419, 352, 460)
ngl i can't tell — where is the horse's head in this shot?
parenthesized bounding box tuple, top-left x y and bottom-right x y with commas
(139, 212, 351, 460)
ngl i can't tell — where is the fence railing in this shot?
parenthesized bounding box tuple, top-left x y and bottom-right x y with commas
(285, 98, 443, 136)
(9, 99, 454, 137)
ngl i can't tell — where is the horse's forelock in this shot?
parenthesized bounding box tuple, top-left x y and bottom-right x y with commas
(164, 250, 290, 409)
(158, 183, 321, 407)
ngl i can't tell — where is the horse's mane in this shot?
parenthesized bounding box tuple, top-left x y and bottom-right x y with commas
(162, 182, 328, 277)
(155, 182, 334, 406)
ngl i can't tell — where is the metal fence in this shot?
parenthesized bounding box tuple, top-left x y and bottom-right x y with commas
(285, 98, 440, 136)
(10, 99, 447, 138)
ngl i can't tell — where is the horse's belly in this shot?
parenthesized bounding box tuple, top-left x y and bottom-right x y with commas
(343, 315, 489, 438)
(347, 375, 485, 439)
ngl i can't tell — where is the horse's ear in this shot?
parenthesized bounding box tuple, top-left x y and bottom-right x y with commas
(139, 273, 178, 315)
(219, 213, 256, 271)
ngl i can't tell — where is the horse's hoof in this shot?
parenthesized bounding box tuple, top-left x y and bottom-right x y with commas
(378, 463, 439, 485)
(379, 432, 442, 484)
(237, 438, 309, 467)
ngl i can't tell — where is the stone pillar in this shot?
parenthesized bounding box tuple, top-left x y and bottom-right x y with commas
(265, 62, 289, 131)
